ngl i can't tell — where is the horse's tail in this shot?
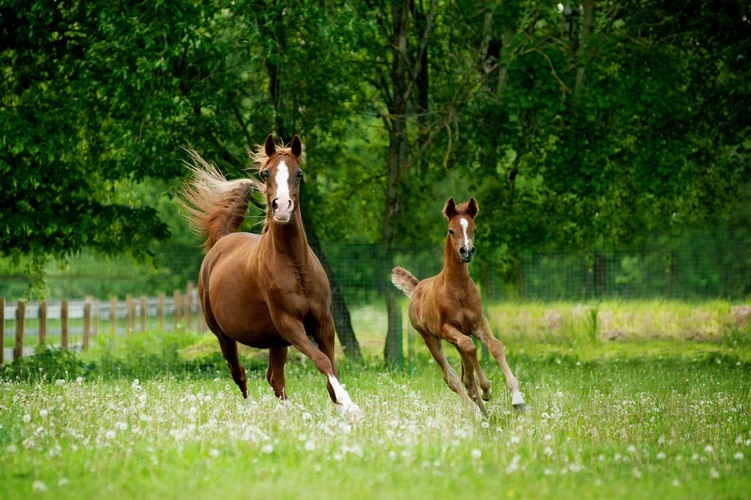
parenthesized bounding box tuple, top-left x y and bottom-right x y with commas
(176, 149, 255, 252)
(391, 266, 419, 298)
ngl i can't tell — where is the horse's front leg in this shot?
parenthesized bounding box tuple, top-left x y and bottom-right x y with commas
(474, 317, 525, 410)
(275, 313, 362, 418)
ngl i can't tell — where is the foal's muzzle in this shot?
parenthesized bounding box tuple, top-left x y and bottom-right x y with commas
(459, 246, 476, 263)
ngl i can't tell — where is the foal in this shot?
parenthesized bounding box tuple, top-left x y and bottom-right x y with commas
(392, 198, 525, 417)
(178, 135, 362, 418)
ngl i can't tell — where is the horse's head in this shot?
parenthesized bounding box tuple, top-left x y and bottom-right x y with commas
(260, 134, 303, 224)
(443, 197, 479, 263)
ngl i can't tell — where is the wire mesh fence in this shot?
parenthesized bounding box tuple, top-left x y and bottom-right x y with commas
(1, 231, 749, 359)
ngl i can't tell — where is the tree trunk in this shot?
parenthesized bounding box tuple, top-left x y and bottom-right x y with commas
(574, 0, 594, 95)
(302, 206, 363, 362)
(383, 0, 411, 365)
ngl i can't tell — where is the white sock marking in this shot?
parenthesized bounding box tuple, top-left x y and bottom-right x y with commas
(328, 375, 353, 406)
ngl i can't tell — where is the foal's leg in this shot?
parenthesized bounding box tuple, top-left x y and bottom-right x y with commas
(442, 325, 489, 416)
(266, 346, 288, 400)
(474, 317, 525, 409)
(276, 314, 361, 416)
(419, 331, 478, 414)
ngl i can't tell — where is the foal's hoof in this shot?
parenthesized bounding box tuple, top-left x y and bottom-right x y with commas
(511, 391, 525, 412)
(481, 388, 492, 401)
(513, 403, 526, 413)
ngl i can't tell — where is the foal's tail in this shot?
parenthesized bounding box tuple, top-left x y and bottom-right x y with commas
(391, 266, 419, 298)
(176, 149, 256, 252)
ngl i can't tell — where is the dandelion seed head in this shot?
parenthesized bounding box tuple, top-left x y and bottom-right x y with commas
(471, 449, 482, 459)
(262, 444, 274, 454)
(32, 481, 47, 492)
(734, 452, 744, 460)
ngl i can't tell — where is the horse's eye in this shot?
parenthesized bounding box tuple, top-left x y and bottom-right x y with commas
(296, 169, 303, 179)
(448, 229, 455, 235)
(262, 169, 270, 179)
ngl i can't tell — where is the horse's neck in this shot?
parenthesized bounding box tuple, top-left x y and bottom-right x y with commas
(266, 210, 309, 264)
(442, 235, 470, 282)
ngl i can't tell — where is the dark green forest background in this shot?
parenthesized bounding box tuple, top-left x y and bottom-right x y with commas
(2, 0, 750, 361)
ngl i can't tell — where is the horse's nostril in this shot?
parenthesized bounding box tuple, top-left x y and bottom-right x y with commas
(470, 247, 476, 256)
(271, 198, 278, 211)
(459, 247, 467, 255)
(287, 199, 293, 210)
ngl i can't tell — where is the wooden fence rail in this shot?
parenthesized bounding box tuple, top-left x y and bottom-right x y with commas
(1, 281, 205, 364)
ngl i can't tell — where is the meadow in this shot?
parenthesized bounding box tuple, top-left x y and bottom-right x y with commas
(1, 303, 750, 499)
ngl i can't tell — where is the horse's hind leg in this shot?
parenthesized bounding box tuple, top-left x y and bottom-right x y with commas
(215, 333, 248, 399)
(266, 346, 288, 400)
(474, 317, 525, 410)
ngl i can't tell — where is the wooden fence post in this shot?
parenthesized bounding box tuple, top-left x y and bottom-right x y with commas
(158, 293, 165, 330)
(93, 300, 100, 339)
(83, 301, 91, 350)
(14, 301, 25, 361)
(126, 295, 135, 334)
(196, 300, 206, 333)
(173, 290, 181, 331)
(140, 296, 147, 332)
(110, 296, 117, 334)
(186, 281, 194, 331)
(61, 300, 69, 350)
(39, 301, 47, 346)
(0, 297, 4, 364)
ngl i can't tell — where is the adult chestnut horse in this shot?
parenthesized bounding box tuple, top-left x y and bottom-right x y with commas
(178, 135, 362, 417)
(391, 198, 525, 417)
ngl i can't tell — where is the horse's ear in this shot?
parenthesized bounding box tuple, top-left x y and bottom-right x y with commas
(466, 197, 479, 218)
(264, 134, 276, 157)
(291, 135, 302, 158)
(443, 198, 457, 219)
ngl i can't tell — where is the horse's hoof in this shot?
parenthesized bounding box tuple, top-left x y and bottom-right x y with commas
(513, 403, 526, 413)
(481, 388, 492, 401)
(337, 402, 365, 422)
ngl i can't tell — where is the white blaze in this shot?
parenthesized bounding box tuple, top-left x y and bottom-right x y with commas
(459, 218, 471, 250)
(275, 160, 290, 200)
(272, 160, 293, 221)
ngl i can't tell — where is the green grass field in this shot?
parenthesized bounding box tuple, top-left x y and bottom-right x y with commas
(1, 322, 750, 499)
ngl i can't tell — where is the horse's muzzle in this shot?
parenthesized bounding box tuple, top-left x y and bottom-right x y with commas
(271, 197, 295, 223)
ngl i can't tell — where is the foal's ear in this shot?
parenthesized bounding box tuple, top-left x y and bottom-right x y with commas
(466, 197, 479, 218)
(264, 134, 276, 157)
(291, 135, 302, 158)
(443, 198, 458, 219)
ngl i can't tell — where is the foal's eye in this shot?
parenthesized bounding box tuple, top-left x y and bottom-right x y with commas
(296, 169, 303, 179)
(262, 169, 270, 179)
(448, 229, 455, 235)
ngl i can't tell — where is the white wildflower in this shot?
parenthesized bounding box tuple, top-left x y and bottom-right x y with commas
(262, 444, 274, 454)
(544, 447, 553, 456)
(627, 445, 636, 453)
(39, 410, 48, 418)
(209, 448, 219, 458)
(704, 445, 713, 454)
(657, 452, 666, 460)
(58, 478, 69, 487)
(305, 440, 315, 452)
(672, 479, 681, 487)
(105, 430, 116, 440)
(471, 449, 482, 459)
(55, 379, 65, 386)
(710, 468, 719, 479)
(734, 452, 744, 460)
(115, 422, 128, 431)
(32, 481, 47, 492)
(7, 444, 17, 453)
(633, 468, 642, 478)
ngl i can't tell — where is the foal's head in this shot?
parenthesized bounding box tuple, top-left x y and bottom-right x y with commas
(443, 197, 479, 263)
(258, 134, 304, 224)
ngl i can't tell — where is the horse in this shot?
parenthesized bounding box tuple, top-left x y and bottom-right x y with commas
(391, 197, 525, 417)
(177, 134, 362, 418)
